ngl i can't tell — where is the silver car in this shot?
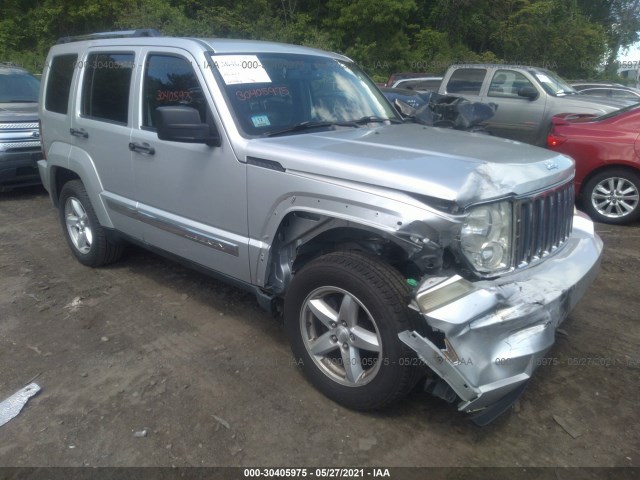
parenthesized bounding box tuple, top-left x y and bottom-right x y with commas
(439, 64, 632, 145)
(38, 31, 602, 424)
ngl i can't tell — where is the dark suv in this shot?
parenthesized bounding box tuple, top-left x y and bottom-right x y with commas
(0, 62, 41, 191)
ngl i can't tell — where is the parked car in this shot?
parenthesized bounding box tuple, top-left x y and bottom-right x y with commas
(38, 30, 602, 425)
(390, 76, 443, 91)
(571, 82, 640, 101)
(0, 62, 42, 191)
(385, 71, 437, 87)
(547, 105, 640, 224)
(438, 64, 632, 145)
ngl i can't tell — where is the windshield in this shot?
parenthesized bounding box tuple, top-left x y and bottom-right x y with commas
(0, 71, 40, 103)
(209, 53, 398, 137)
(529, 68, 577, 97)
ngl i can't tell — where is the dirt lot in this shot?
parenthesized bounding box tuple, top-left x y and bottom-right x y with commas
(0, 185, 639, 469)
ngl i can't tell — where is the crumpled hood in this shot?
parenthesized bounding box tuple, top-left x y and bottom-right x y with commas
(246, 123, 574, 207)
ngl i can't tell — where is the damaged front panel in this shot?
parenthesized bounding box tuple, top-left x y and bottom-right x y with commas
(247, 166, 464, 294)
(400, 212, 603, 416)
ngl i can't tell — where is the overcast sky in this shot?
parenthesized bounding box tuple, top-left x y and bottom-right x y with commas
(618, 42, 640, 62)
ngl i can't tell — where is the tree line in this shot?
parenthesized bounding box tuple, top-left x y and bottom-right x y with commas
(1, 0, 639, 81)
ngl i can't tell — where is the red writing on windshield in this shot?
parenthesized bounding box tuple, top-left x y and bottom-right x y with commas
(236, 86, 289, 101)
(156, 90, 193, 103)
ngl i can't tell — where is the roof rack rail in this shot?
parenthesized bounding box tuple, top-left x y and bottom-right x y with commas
(57, 29, 162, 44)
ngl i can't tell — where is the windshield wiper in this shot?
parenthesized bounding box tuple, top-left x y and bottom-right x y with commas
(6, 99, 38, 103)
(265, 120, 339, 137)
(350, 115, 402, 124)
(556, 90, 578, 97)
(265, 117, 399, 137)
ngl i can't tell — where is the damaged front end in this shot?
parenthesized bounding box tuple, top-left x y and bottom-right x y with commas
(400, 206, 602, 425)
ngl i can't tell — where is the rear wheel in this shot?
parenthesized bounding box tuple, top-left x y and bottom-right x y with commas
(583, 169, 640, 224)
(284, 251, 421, 410)
(58, 180, 123, 266)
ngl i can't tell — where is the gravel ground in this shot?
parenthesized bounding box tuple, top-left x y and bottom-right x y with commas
(0, 186, 639, 471)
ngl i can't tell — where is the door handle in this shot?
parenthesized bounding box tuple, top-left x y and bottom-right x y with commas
(128, 142, 156, 155)
(69, 128, 88, 138)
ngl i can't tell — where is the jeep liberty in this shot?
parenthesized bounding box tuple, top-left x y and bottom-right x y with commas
(38, 31, 603, 424)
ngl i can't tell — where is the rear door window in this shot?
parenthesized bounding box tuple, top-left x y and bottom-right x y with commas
(446, 68, 486, 95)
(45, 54, 77, 114)
(81, 53, 135, 124)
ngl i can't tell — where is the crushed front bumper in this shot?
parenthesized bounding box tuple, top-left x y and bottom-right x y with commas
(399, 211, 603, 421)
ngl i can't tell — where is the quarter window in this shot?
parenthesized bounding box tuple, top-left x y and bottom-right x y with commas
(81, 53, 134, 124)
(45, 54, 77, 114)
(142, 54, 207, 128)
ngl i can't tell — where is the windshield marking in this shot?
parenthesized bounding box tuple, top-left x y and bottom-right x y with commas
(214, 55, 272, 85)
(210, 53, 398, 137)
(251, 115, 271, 127)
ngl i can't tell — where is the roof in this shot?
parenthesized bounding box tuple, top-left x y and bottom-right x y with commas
(51, 31, 349, 61)
(448, 63, 543, 70)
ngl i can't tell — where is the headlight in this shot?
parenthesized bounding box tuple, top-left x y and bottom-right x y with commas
(459, 201, 513, 274)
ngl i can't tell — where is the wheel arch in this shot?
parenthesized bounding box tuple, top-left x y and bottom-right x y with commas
(259, 209, 450, 296)
(51, 166, 80, 207)
(578, 163, 640, 198)
(48, 146, 113, 228)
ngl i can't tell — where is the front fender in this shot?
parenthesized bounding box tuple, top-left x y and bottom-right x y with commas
(246, 166, 460, 289)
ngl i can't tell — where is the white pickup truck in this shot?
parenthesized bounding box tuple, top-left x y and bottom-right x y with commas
(438, 64, 631, 145)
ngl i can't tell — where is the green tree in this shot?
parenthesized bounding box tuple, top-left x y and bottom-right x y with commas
(0, 0, 624, 80)
(580, 0, 640, 74)
(324, 0, 417, 79)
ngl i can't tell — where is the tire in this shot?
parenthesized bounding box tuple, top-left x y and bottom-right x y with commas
(582, 169, 640, 225)
(284, 251, 421, 410)
(58, 180, 123, 267)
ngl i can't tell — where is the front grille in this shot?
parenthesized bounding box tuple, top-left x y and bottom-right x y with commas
(16, 166, 38, 176)
(514, 181, 574, 268)
(0, 140, 41, 152)
(0, 122, 39, 130)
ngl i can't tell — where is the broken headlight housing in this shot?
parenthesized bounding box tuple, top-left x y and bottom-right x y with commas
(459, 201, 513, 275)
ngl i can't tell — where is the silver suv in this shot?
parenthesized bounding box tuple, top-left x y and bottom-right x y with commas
(38, 31, 603, 424)
(0, 62, 41, 191)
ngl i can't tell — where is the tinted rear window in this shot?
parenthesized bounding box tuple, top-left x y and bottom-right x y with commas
(81, 53, 134, 124)
(45, 54, 77, 114)
(446, 68, 486, 95)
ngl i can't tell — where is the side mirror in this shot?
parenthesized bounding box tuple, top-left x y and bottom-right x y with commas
(518, 86, 539, 101)
(155, 106, 221, 146)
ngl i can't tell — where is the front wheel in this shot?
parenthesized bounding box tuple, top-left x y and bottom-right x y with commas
(583, 169, 640, 225)
(58, 180, 123, 266)
(284, 251, 421, 410)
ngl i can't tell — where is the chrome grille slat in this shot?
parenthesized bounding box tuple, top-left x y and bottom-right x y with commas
(0, 122, 39, 130)
(0, 140, 41, 152)
(514, 182, 574, 269)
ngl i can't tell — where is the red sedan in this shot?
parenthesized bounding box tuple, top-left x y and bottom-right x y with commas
(547, 104, 640, 224)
